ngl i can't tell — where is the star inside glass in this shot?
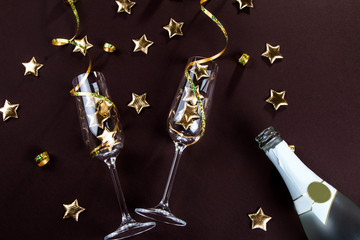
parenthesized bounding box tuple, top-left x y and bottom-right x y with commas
(175, 103, 200, 130)
(191, 62, 209, 81)
(183, 86, 204, 105)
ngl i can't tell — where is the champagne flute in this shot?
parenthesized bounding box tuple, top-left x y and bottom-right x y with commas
(72, 71, 156, 240)
(135, 56, 218, 226)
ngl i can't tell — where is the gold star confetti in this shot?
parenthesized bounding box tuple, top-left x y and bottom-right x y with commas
(163, 18, 184, 38)
(96, 99, 113, 117)
(87, 111, 109, 129)
(236, 0, 254, 10)
(248, 207, 272, 231)
(176, 103, 200, 130)
(22, 57, 43, 77)
(73, 36, 93, 56)
(116, 0, 136, 14)
(191, 62, 209, 81)
(183, 86, 204, 105)
(63, 199, 85, 222)
(132, 34, 154, 54)
(97, 127, 118, 150)
(261, 43, 283, 64)
(128, 93, 150, 114)
(266, 89, 288, 110)
(0, 100, 19, 121)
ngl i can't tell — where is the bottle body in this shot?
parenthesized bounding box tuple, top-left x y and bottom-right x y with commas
(256, 127, 360, 240)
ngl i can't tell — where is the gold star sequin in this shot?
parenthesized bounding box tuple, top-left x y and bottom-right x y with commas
(163, 18, 184, 38)
(176, 103, 200, 130)
(22, 57, 43, 77)
(73, 36, 93, 56)
(261, 43, 283, 64)
(183, 86, 204, 105)
(116, 0, 136, 14)
(236, 0, 254, 10)
(248, 208, 272, 231)
(132, 34, 154, 54)
(97, 127, 118, 150)
(0, 100, 19, 121)
(191, 62, 209, 81)
(266, 89, 288, 110)
(63, 199, 85, 222)
(96, 99, 113, 117)
(128, 93, 150, 114)
(87, 111, 109, 129)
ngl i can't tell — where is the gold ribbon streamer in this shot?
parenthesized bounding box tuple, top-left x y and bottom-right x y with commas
(184, 0, 228, 137)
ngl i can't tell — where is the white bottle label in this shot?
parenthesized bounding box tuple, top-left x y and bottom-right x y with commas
(266, 141, 337, 225)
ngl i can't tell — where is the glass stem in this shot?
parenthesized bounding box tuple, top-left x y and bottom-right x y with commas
(105, 157, 134, 225)
(158, 142, 187, 210)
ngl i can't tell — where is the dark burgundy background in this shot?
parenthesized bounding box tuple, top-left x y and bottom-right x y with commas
(1, 0, 360, 239)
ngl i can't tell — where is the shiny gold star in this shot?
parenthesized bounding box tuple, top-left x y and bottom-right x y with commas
(128, 93, 150, 114)
(183, 86, 204, 105)
(248, 208, 272, 231)
(73, 36, 93, 56)
(116, 0, 136, 14)
(191, 62, 209, 81)
(22, 57, 43, 77)
(176, 103, 200, 130)
(132, 34, 154, 54)
(87, 111, 109, 129)
(96, 99, 113, 117)
(261, 43, 283, 64)
(236, 0, 254, 10)
(0, 100, 19, 121)
(266, 89, 288, 110)
(63, 199, 85, 222)
(163, 18, 184, 38)
(97, 127, 118, 150)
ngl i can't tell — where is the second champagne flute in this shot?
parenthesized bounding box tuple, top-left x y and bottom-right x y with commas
(135, 56, 219, 226)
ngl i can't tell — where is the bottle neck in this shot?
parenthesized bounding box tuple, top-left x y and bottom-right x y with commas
(255, 126, 283, 151)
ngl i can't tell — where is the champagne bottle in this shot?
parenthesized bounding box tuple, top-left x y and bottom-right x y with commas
(255, 127, 360, 240)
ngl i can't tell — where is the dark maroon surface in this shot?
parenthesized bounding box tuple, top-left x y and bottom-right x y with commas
(1, 0, 360, 239)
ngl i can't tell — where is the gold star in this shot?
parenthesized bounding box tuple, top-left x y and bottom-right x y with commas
(248, 208, 272, 231)
(63, 199, 85, 222)
(163, 18, 184, 38)
(266, 89, 288, 110)
(0, 100, 19, 121)
(73, 36, 93, 56)
(87, 111, 109, 129)
(128, 93, 150, 114)
(132, 34, 154, 54)
(261, 43, 283, 64)
(183, 86, 204, 105)
(116, 0, 136, 14)
(22, 57, 43, 77)
(97, 127, 118, 150)
(236, 0, 254, 10)
(191, 62, 209, 81)
(176, 103, 200, 130)
(96, 99, 113, 117)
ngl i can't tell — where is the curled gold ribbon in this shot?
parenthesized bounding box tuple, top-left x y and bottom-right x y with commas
(185, 0, 228, 137)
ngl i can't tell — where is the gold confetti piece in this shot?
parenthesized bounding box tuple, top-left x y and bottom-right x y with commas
(34, 152, 50, 167)
(97, 127, 120, 151)
(103, 43, 116, 53)
(22, 57, 43, 77)
(261, 43, 283, 64)
(73, 36, 93, 56)
(116, 0, 136, 14)
(248, 207, 272, 231)
(238, 53, 250, 66)
(128, 93, 150, 114)
(87, 111, 110, 129)
(163, 18, 184, 38)
(175, 103, 200, 130)
(63, 199, 85, 222)
(191, 62, 209, 81)
(236, 0, 254, 10)
(289, 145, 295, 152)
(132, 34, 154, 54)
(183, 86, 204, 106)
(266, 89, 288, 110)
(0, 100, 19, 121)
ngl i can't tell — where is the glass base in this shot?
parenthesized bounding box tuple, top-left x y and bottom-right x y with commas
(135, 207, 186, 227)
(104, 221, 156, 240)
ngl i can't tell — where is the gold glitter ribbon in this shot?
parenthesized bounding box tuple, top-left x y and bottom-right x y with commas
(184, 0, 228, 137)
(103, 43, 116, 53)
(34, 152, 50, 167)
